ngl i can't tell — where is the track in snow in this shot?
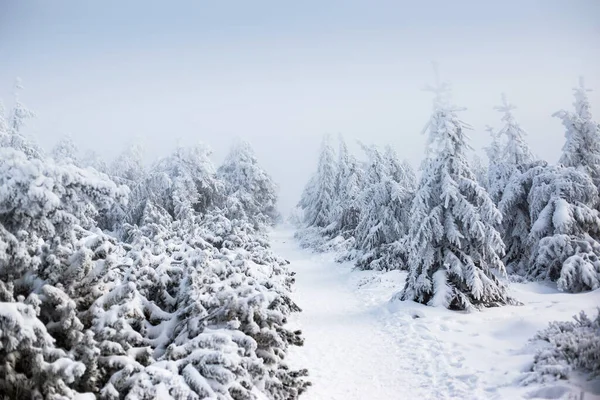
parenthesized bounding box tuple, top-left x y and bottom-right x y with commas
(271, 228, 487, 400)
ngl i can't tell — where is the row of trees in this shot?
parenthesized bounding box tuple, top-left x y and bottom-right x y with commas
(296, 75, 600, 310)
(0, 84, 307, 399)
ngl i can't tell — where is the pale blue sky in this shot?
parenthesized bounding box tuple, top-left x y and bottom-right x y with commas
(1, 1, 599, 211)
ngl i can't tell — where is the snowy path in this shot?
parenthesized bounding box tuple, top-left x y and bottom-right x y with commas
(271, 228, 486, 400)
(272, 227, 600, 400)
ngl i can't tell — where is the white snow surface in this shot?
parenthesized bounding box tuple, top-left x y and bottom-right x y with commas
(271, 227, 600, 400)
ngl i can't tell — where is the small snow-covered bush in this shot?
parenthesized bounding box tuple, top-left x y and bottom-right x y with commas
(527, 309, 600, 383)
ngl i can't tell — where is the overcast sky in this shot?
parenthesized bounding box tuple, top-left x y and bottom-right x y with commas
(1, 1, 599, 212)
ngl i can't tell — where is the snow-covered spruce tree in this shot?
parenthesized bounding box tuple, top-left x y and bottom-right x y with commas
(151, 143, 223, 223)
(118, 142, 224, 231)
(51, 134, 80, 166)
(485, 125, 504, 204)
(498, 160, 549, 275)
(527, 165, 600, 292)
(326, 134, 364, 238)
(398, 73, 515, 310)
(301, 135, 337, 228)
(470, 154, 488, 190)
(488, 95, 536, 205)
(81, 149, 109, 174)
(218, 139, 279, 226)
(496, 94, 535, 168)
(555, 77, 600, 189)
(353, 144, 415, 270)
(0, 79, 42, 160)
(490, 94, 537, 275)
(108, 142, 148, 228)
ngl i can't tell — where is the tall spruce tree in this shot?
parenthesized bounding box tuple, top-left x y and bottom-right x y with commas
(399, 70, 514, 310)
(301, 135, 337, 228)
(555, 77, 600, 189)
(327, 135, 364, 237)
(492, 94, 537, 274)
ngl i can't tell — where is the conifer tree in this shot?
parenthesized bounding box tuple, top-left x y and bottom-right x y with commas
(491, 94, 537, 274)
(555, 77, 600, 189)
(0, 79, 42, 159)
(399, 70, 514, 310)
(527, 165, 600, 292)
(328, 135, 364, 237)
(301, 135, 337, 228)
(52, 134, 80, 165)
(353, 145, 415, 270)
(218, 139, 279, 226)
(485, 125, 504, 203)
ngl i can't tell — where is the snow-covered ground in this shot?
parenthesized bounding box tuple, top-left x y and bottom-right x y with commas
(271, 227, 600, 400)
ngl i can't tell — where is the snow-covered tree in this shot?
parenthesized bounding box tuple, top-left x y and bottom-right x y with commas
(110, 142, 146, 185)
(300, 135, 337, 228)
(0, 79, 42, 159)
(485, 125, 504, 204)
(353, 144, 415, 270)
(51, 134, 80, 165)
(398, 72, 514, 310)
(487, 94, 538, 275)
(147, 143, 223, 224)
(527, 165, 600, 292)
(471, 154, 488, 189)
(218, 139, 279, 226)
(496, 94, 535, 168)
(498, 160, 548, 275)
(555, 77, 600, 189)
(327, 135, 364, 237)
(8, 78, 35, 136)
(80, 149, 109, 173)
(488, 95, 536, 206)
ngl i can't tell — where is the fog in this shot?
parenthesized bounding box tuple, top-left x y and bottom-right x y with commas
(1, 0, 599, 212)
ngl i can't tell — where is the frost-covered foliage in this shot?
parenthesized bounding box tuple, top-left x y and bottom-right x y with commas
(120, 143, 224, 229)
(496, 94, 535, 168)
(556, 77, 600, 189)
(398, 74, 514, 310)
(353, 145, 415, 270)
(498, 160, 548, 275)
(526, 309, 600, 383)
(0, 88, 306, 399)
(295, 134, 415, 270)
(487, 95, 535, 205)
(218, 139, 279, 226)
(471, 154, 488, 189)
(52, 135, 80, 166)
(527, 165, 600, 292)
(327, 135, 364, 238)
(0, 79, 42, 160)
(0, 145, 128, 398)
(299, 135, 337, 228)
(485, 125, 504, 203)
